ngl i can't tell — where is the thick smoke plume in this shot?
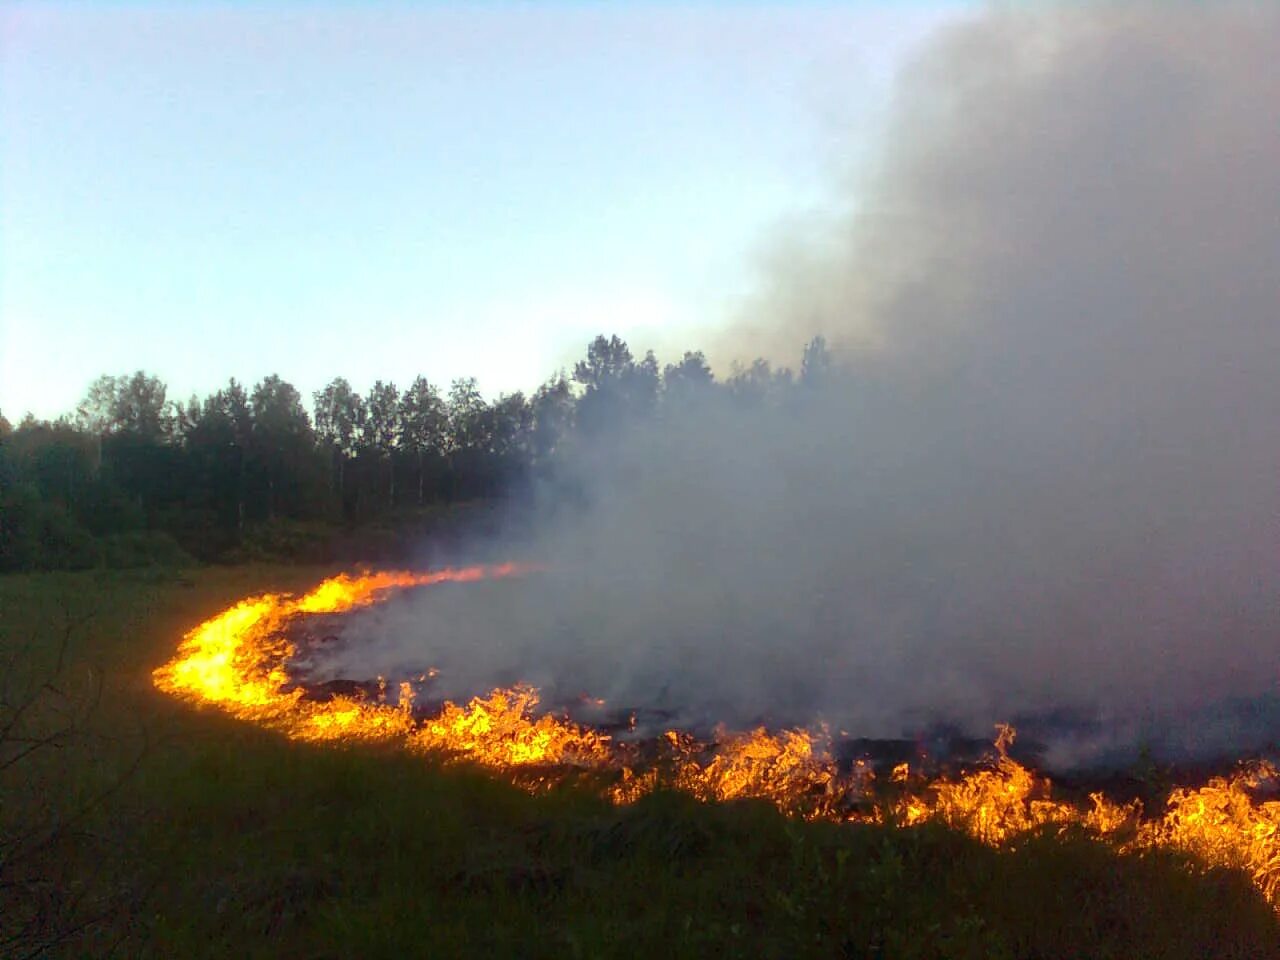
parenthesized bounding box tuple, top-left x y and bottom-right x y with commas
(313, 8, 1280, 767)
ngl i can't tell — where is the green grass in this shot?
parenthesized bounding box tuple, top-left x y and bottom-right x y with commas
(3, 568, 1279, 959)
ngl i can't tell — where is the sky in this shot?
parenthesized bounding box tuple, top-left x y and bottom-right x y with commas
(0, 2, 968, 422)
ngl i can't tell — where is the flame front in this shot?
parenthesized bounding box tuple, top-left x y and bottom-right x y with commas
(153, 569, 1280, 912)
(152, 565, 597, 762)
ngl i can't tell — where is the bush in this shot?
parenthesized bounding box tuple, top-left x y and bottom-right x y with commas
(0, 482, 43, 572)
(100, 529, 196, 569)
(38, 505, 101, 570)
(157, 506, 242, 563)
(0, 487, 100, 571)
(235, 518, 336, 564)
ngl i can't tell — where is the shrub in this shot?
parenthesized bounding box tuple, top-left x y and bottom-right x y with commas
(100, 529, 195, 569)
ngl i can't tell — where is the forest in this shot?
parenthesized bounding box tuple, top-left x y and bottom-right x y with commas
(0, 334, 831, 571)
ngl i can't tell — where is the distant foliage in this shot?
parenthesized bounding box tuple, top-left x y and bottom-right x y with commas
(0, 337, 830, 571)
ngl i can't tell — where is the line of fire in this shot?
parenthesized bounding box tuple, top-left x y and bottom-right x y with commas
(153, 566, 1280, 913)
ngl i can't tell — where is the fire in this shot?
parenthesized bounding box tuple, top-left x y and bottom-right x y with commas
(411, 686, 612, 767)
(1149, 762, 1280, 905)
(152, 564, 572, 755)
(654, 726, 843, 818)
(153, 568, 1280, 912)
(881, 725, 1141, 844)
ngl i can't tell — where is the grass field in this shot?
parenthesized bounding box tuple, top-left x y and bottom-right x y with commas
(2, 566, 1279, 959)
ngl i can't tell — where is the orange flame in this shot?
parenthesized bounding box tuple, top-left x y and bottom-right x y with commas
(152, 564, 585, 758)
(1147, 762, 1280, 904)
(153, 568, 1280, 912)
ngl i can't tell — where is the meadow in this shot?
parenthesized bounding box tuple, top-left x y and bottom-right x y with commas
(3, 566, 1278, 959)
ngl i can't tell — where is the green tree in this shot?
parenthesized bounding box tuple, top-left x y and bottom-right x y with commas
(362, 380, 400, 511)
(398, 376, 447, 506)
(77, 371, 173, 440)
(76, 372, 180, 532)
(180, 379, 254, 540)
(482, 392, 532, 494)
(572, 335, 659, 437)
(0, 418, 100, 570)
(800, 335, 832, 389)
(573, 334, 634, 394)
(0, 420, 34, 570)
(726, 357, 793, 407)
(5, 419, 96, 511)
(250, 375, 317, 521)
(312, 377, 365, 515)
(446, 378, 487, 454)
(662, 350, 715, 406)
(528, 374, 574, 470)
(446, 378, 488, 500)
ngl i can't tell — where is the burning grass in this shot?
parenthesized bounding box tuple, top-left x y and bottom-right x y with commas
(151, 567, 1280, 920)
(3, 564, 1278, 956)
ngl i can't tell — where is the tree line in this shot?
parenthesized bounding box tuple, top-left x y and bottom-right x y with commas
(0, 334, 831, 571)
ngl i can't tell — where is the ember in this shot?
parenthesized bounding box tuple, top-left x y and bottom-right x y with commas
(154, 568, 1280, 911)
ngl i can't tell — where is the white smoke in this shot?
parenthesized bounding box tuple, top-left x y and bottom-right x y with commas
(309, 7, 1280, 766)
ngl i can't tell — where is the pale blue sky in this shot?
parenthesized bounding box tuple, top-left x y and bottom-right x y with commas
(1, 2, 968, 421)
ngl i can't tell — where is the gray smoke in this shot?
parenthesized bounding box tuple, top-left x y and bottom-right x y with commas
(310, 8, 1280, 766)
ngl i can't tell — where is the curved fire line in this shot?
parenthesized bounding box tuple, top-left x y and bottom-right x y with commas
(153, 567, 1280, 911)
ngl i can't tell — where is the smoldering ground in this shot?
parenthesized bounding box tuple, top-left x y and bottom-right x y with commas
(302, 7, 1280, 769)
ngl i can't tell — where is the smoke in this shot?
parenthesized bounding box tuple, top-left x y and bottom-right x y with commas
(310, 7, 1280, 766)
